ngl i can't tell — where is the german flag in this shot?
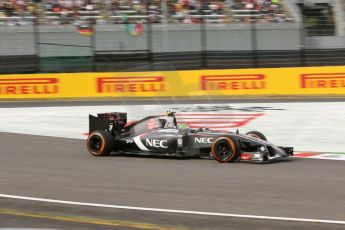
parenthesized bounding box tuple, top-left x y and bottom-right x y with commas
(77, 24, 93, 36)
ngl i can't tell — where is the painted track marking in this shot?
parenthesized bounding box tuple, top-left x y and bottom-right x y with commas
(294, 152, 345, 161)
(0, 194, 344, 225)
(0, 208, 179, 230)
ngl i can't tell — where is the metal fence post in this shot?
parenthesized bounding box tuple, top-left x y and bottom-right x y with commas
(90, 21, 97, 72)
(146, 1, 153, 70)
(200, 11, 207, 68)
(250, 9, 258, 68)
(299, 12, 306, 67)
(147, 21, 153, 70)
(33, 5, 41, 72)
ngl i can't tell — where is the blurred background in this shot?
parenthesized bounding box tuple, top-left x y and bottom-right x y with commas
(0, 0, 344, 74)
(1, 2, 345, 229)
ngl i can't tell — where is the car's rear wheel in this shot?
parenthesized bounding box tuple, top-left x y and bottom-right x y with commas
(211, 136, 240, 163)
(87, 130, 114, 156)
(246, 131, 267, 141)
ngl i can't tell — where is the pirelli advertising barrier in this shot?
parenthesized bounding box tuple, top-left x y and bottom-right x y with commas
(1, 66, 345, 99)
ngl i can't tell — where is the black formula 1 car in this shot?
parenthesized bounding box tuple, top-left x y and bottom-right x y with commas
(86, 111, 293, 163)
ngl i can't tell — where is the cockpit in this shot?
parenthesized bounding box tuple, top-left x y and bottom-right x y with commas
(124, 113, 177, 135)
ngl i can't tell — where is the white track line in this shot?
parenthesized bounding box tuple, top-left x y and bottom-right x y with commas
(0, 194, 344, 225)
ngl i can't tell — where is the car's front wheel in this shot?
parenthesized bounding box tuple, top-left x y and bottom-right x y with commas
(211, 136, 240, 163)
(87, 130, 114, 156)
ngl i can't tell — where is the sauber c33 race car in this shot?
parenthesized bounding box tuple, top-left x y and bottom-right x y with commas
(86, 111, 293, 163)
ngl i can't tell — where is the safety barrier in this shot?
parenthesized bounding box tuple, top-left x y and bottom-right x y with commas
(0, 66, 345, 99)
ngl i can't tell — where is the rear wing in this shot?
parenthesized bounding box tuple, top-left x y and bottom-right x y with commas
(89, 112, 127, 134)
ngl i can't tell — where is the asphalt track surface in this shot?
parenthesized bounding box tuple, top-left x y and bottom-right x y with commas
(0, 99, 345, 230)
(0, 132, 345, 230)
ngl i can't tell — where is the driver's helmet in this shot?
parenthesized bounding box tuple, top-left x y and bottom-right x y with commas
(163, 110, 177, 128)
(166, 110, 175, 116)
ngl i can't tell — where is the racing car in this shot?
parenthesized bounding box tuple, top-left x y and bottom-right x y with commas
(86, 111, 293, 163)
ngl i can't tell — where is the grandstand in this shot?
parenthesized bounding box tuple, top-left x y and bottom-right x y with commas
(1, 0, 295, 25)
(0, 0, 344, 73)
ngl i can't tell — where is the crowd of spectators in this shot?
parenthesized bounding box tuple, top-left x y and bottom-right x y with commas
(0, 0, 35, 25)
(0, 0, 294, 26)
(108, 0, 162, 23)
(42, 0, 107, 25)
(230, 0, 293, 23)
(167, 0, 229, 23)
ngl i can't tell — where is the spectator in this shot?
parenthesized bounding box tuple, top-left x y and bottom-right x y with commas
(0, 0, 293, 26)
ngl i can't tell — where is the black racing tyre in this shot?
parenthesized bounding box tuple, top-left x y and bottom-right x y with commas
(211, 136, 240, 163)
(87, 130, 114, 156)
(246, 131, 267, 141)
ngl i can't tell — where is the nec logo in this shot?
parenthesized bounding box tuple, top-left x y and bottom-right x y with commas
(301, 73, 345, 89)
(195, 137, 213, 144)
(0, 78, 58, 95)
(146, 139, 168, 148)
(200, 74, 266, 91)
(97, 76, 165, 93)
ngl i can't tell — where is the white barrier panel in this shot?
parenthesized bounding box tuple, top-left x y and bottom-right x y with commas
(0, 102, 344, 152)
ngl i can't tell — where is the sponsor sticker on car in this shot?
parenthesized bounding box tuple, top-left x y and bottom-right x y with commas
(146, 139, 168, 148)
(194, 137, 213, 144)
